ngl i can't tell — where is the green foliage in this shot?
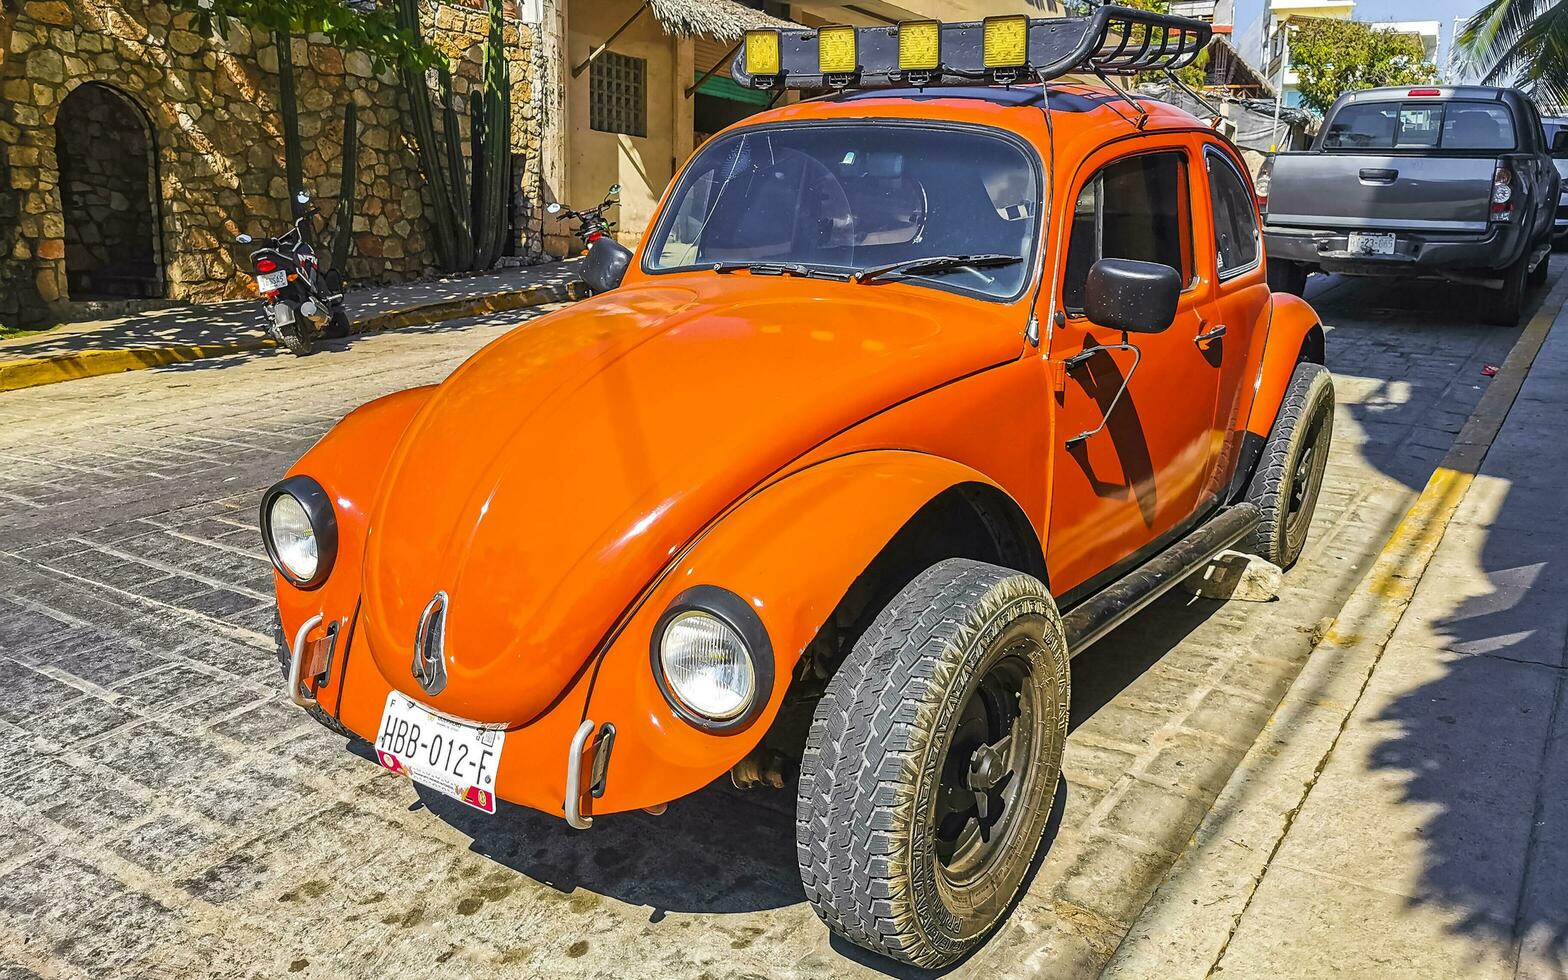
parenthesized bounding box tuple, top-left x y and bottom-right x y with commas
(1459, 0, 1568, 108)
(172, 0, 441, 75)
(396, 0, 510, 271)
(1117, 0, 1214, 90)
(1289, 18, 1439, 114)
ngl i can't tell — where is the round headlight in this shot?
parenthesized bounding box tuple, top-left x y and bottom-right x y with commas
(261, 476, 338, 589)
(268, 492, 318, 582)
(658, 611, 755, 721)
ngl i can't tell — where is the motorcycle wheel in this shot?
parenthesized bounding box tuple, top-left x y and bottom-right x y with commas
(325, 306, 352, 339)
(264, 305, 314, 356)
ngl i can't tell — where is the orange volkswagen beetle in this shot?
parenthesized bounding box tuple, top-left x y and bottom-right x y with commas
(263, 9, 1332, 968)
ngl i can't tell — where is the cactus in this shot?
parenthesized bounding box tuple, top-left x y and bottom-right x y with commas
(275, 29, 304, 205)
(331, 101, 359, 277)
(395, 0, 511, 272)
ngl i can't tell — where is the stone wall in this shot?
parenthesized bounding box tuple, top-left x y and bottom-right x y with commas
(0, 0, 547, 327)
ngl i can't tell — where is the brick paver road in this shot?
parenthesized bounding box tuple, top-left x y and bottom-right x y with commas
(0, 275, 1533, 978)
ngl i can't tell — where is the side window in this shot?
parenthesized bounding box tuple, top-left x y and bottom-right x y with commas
(1063, 151, 1193, 311)
(1206, 150, 1260, 279)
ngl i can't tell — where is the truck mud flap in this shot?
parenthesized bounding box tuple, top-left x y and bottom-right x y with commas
(1062, 502, 1261, 656)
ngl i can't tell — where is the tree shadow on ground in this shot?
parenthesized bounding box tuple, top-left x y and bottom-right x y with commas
(1361, 326, 1568, 973)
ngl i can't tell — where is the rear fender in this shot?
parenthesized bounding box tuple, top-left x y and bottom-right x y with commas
(581, 450, 1037, 814)
(1245, 293, 1325, 441)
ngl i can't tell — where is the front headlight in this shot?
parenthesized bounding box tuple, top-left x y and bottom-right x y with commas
(261, 476, 338, 589)
(652, 587, 774, 732)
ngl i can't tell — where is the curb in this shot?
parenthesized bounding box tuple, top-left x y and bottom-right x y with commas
(0, 279, 585, 396)
(1101, 272, 1568, 978)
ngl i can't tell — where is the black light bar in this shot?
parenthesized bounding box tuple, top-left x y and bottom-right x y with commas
(732, 6, 1212, 90)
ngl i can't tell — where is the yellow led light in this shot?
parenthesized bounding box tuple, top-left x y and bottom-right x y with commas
(982, 15, 1030, 68)
(817, 25, 857, 74)
(744, 30, 781, 76)
(898, 20, 940, 71)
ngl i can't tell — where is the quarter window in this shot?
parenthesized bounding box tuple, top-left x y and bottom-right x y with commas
(1206, 150, 1260, 278)
(1063, 151, 1194, 311)
(590, 51, 647, 137)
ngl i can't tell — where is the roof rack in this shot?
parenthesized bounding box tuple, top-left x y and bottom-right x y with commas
(731, 6, 1212, 92)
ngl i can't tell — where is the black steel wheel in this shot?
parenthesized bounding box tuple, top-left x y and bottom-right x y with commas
(797, 558, 1068, 968)
(1247, 361, 1334, 568)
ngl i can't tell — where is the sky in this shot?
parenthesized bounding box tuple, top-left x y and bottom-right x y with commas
(1230, 0, 1490, 82)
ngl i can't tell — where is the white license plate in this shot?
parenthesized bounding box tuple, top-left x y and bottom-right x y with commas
(374, 692, 506, 814)
(1347, 232, 1396, 256)
(256, 270, 289, 293)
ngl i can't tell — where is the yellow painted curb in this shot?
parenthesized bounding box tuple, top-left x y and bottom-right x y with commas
(0, 279, 585, 396)
(0, 337, 276, 394)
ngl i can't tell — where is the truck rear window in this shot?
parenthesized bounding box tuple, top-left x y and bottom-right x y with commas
(1322, 101, 1516, 152)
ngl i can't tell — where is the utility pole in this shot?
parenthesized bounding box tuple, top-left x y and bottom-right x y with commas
(1271, 20, 1289, 151)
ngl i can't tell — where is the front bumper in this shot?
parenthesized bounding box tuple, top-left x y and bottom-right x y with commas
(1264, 222, 1528, 278)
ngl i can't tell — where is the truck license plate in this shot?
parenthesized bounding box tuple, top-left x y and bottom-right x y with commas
(256, 270, 289, 293)
(1347, 232, 1396, 256)
(375, 692, 506, 814)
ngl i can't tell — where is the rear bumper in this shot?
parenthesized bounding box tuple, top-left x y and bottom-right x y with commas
(1264, 222, 1529, 278)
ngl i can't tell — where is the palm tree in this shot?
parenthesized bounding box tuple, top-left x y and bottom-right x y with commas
(1459, 0, 1568, 108)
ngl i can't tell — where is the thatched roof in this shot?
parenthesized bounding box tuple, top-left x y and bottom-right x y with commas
(647, 0, 797, 42)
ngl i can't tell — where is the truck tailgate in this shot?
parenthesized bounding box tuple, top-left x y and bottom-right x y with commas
(1268, 153, 1496, 232)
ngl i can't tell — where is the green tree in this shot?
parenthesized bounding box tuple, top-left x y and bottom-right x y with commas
(175, 0, 440, 76)
(1289, 17, 1439, 114)
(1459, 0, 1568, 107)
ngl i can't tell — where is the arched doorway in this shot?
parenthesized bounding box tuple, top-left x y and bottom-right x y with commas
(54, 83, 164, 299)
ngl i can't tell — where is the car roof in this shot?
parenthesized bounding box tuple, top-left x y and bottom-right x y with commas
(723, 82, 1209, 147)
(1340, 85, 1512, 104)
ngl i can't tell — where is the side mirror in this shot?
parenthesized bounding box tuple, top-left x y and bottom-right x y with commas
(1552, 130, 1568, 157)
(583, 236, 632, 293)
(608, 183, 621, 196)
(296, 191, 311, 204)
(546, 202, 562, 214)
(236, 233, 253, 244)
(1084, 258, 1181, 334)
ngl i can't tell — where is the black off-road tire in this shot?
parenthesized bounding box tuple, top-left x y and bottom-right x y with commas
(1246, 361, 1334, 568)
(796, 558, 1069, 969)
(1267, 259, 1308, 296)
(325, 305, 352, 339)
(1486, 254, 1530, 327)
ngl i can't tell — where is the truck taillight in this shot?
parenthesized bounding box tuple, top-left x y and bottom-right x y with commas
(1408, 87, 1441, 96)
(1491, 166, 1514, 222)
(1255, 159, 1273, 216)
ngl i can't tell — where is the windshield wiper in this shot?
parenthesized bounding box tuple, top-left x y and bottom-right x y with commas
(852, 253, 1023, 285)
(711, 261, 852, 281)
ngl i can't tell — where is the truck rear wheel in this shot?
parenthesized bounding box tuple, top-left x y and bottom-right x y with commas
(1267, 259, 1308, 296)
(797, 558, 1068, 969)
(1486, 254, 1529, 326)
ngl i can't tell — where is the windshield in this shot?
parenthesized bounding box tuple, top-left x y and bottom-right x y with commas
(643, 124, 1041, 301)
(1322, 101, 1517, 152)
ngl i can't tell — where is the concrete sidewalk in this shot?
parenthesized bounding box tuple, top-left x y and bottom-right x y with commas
(0, 259, 583, 393)
(1105, 289, 1568, 977)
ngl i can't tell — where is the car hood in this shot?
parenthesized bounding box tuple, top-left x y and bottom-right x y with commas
(360, 273, 1026, 724)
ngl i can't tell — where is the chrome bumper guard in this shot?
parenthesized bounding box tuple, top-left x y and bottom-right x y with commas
(287, 613, 325, 708)
(565, 718, 596, 830)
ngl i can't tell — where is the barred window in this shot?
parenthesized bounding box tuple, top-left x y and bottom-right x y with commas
(590, 51, 647, 137)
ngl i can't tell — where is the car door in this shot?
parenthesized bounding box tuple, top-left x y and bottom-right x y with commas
(1044, 138, 1225, 600)
(1197, 142, 1272, 503)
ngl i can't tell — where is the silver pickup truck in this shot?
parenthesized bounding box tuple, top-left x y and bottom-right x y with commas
(1260, 85, 1558, 325)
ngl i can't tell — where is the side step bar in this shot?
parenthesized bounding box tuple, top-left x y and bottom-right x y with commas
(1062, 502, 1261, 657)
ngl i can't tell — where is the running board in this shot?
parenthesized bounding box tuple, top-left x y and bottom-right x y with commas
(1062, 502, 1261, 657)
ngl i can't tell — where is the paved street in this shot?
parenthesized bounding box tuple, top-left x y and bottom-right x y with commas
(0, 272, 1538, 978)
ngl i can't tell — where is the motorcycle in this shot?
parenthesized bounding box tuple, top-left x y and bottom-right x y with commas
(236, 190, 349, 357)
(548, 184, 631, 295)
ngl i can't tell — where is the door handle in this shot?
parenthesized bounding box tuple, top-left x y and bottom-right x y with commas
(1196, 324, 1227, 344)
(1359, 168, 1398, 183)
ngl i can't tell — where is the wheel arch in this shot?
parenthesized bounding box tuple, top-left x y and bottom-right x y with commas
(580, 450, 1046, 813)
(1247, 292, 1325, 441)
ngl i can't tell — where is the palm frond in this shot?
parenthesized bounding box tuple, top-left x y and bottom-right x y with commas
(1458, 0, 1568, 106)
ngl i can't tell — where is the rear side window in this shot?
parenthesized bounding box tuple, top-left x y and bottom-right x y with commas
(1063, 151, 1193, 311)
(1206, 150, 1259, 278)
(1322, 101, 1516, 151)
